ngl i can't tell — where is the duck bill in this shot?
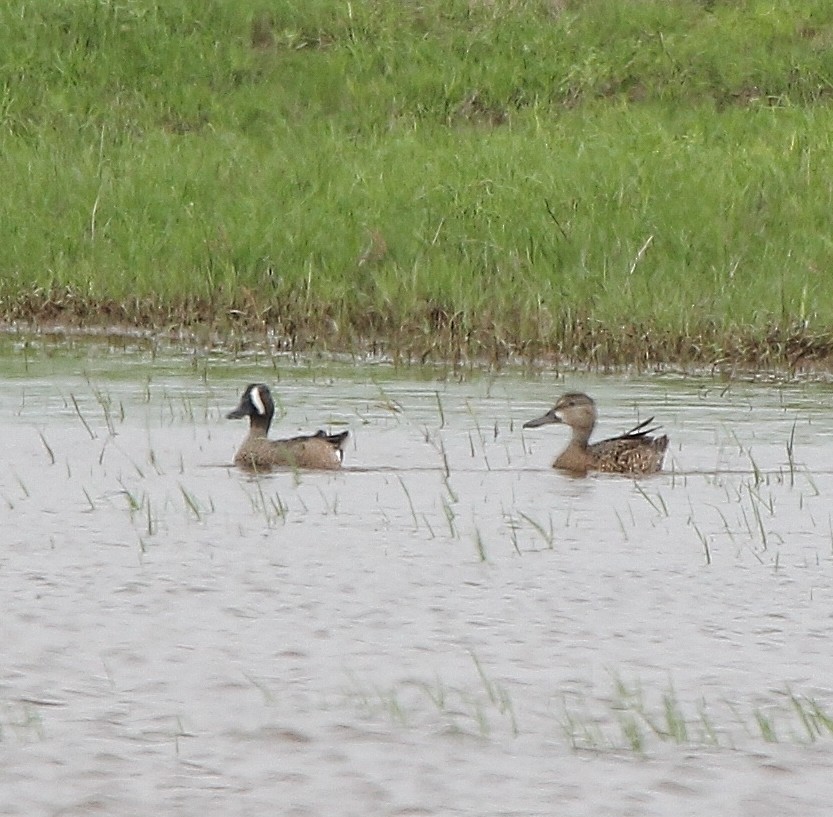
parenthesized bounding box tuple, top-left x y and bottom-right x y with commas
(523, 409, 561, 429)
(226, 403, 247, 419)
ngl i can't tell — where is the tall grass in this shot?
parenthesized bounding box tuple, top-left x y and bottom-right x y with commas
(2, 0, 833, 364)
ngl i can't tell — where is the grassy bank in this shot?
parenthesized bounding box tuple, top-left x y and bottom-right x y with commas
(3, 0, 833, 367)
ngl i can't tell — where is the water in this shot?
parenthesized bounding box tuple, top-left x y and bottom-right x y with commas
(3, 340, 833, 816)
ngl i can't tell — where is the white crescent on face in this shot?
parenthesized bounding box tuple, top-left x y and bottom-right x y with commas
(249, 386, 267, 416)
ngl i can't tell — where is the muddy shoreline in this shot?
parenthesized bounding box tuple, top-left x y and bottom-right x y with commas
(2, 302, 832, 376)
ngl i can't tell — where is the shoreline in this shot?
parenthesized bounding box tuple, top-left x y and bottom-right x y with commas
(2, 299, 832, 377)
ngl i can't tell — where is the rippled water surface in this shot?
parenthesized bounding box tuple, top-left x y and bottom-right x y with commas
(3, 340, 833, 816)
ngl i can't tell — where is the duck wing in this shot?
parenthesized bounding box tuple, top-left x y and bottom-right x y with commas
(589, 420, 669, 474)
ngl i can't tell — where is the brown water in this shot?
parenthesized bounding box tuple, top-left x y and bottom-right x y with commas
(3, 343, 833, 816)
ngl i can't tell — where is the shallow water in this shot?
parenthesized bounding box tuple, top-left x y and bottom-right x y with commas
(3, 342, 833, 816)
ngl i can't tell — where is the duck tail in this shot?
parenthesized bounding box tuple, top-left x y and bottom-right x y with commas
(622, 416, 662, 439)
(317, 429, 350, 450)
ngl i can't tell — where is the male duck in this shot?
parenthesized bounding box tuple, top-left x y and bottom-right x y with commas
(227, 383, 348, 470)
(523, 392, 668, 475)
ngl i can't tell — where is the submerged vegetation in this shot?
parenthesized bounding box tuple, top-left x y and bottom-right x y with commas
(3, 0, 833, 366)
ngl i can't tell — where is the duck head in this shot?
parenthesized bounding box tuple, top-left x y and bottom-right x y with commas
(227, 383, 275, 431)
(523, 392, 597, 434)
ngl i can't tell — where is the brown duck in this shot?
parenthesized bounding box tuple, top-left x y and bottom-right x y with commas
(523, 392, 668, 475)
(227, 383, 348, 470)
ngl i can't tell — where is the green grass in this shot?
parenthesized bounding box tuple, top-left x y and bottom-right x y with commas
(3, 0, 833, 365)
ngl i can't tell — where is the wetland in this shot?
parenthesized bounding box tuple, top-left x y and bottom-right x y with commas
(2, 338, 833, 815)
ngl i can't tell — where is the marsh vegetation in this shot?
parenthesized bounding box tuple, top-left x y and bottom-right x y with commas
(2, 1, 833, 367)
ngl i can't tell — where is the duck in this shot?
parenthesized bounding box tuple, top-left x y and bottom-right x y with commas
(523, 392, 668, 475)
(226, 383, 348, 470)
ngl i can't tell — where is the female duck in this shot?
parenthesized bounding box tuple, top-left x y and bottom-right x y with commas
(523, 392, 668, 475)
(227, 384, 348, 470)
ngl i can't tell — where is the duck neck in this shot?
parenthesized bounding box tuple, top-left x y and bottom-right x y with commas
(570, 424, 593, 449)
(248, 414, 272, 438)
